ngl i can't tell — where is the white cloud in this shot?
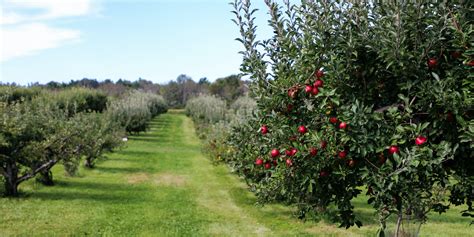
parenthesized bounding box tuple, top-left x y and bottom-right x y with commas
(0, 0, 95, 62)
(1, 23, 80, 62)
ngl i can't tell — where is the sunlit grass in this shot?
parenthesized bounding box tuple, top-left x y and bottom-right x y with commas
(0, 113, 471, 236)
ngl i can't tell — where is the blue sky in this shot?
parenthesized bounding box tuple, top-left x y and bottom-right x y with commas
(1, 0, 273, 85)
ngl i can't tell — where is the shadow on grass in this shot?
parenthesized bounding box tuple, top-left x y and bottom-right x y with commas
(94, 166, 146, 174)
(114, 150, 155, 157)
(31, 191, 148, 203)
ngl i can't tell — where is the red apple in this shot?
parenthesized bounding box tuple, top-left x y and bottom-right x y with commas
(311, 86, 319, 95)
(271, 149, 280, 158)
(291, 148, 297, 156)
(388, 145, 399, 154)
(298, 125, 308, 134)
(338, 151, 347, 159)
(273, 160, 278, 166)
(339, 122, 348, 129)
(329, 117, 338, 124)
(468, 60, 474, 66)
(309, 147, 318, 156)
(316, 69, 324, 78)
(320, 140, 327, 149)
(261, 125, 268, 135)
(286, 158, 293, 167)
(255, 158, 263, 166)
(305, 85, 313, 93)
(319, 170, 329, 177)
(415, 136, 427, 146)
(428, 58, 438, 69)
(285, 148, 297, 157)
(313, 79, 324, 88)
(264, 162, 271, 169)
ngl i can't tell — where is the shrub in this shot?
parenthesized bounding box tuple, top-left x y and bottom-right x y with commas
(232, 0, 473, 233)
(0, 86, 43, 104)
(42, 87, 108, 116)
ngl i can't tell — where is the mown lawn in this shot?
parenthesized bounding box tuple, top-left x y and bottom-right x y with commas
(0, 112, 471, 236)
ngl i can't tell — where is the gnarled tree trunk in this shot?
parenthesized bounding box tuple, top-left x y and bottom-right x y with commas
(3, 161, 19, 197)
(84, 157, 95, 168)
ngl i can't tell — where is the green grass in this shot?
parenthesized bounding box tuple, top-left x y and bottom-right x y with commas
(0, 112, 472, 236)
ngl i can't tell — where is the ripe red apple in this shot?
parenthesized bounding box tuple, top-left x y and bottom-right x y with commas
(320, 140, 327, 149)
(388, 145, 399, 154)
(273, 160, 278, 166)
(255, 158, 263, 166)
(285, 148, 297, 157)
(468, 60, 474, 66)
(271, 149, 280, 158)
(338, 151, 347, 159)
(339, 122, 348, 129)
(264, 162, 271, 169)
(309, 147, 318, 156)
(311, 86, 319, 95)
(305, 85, 313, 93)
(316, 69, 324, 78)
(347, 159, 355, 167)
(415, 136, 427, 146)
(286, 158, 293, 167)
(298, 125, 308, 134)
(313, 79, 324, 88)
(319, 170, 329, 177)
(329, 117, 338, 124)
(261, 125, 268, 135)
(291, 148, 297, 156)
(428, 58, 438, 69)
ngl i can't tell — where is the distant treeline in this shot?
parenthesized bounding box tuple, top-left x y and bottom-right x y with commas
(3, 74, 250, 108)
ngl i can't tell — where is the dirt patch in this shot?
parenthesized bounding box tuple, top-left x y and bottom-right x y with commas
(127, 173, 151, 184)
(154, 173, 187, 187)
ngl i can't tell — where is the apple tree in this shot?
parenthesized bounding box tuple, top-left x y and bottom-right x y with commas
(232, 0, 473, 234)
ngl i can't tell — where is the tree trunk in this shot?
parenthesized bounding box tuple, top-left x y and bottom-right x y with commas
(84, 157, 94, 168)
(36, 170, 54, 186)
(395, 212, 403, 237)
(4, 162, 19, 197)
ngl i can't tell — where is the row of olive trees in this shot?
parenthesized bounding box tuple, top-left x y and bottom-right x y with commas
(0, 87, 167, 196)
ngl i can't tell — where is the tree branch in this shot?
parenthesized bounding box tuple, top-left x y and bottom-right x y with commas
(17, 159, 58, 183)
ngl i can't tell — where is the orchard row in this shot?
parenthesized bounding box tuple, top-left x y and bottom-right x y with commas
(0, 87, 167, 196)
(206, 1, 473, 235)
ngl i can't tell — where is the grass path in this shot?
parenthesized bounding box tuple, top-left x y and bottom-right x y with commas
(0, 112, 472, 236)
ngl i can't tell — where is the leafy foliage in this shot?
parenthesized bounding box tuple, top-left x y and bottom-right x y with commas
(231, 0, 473, 233)
(108, 91, 168, 134)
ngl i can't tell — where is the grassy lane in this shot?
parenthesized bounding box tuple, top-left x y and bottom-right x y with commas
(0, 112, 471, 236)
